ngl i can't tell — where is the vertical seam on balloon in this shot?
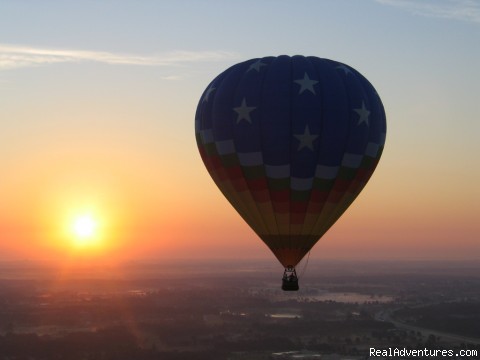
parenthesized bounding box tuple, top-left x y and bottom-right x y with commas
(318, 69, 378, 237)
(291, 57, 313, 263)
(287, 55, 294, 258)
(232, 59, 272, 239)
(321, 73, 382, 231)
(310, 60, 353, 237)
(268, 56, 289, 257)
(258, 57, 281, 239)
(222, 68, 267, 231)
(270, 55, 290, 257)
(209, 71, 257, 230)
(296, 56, 324, 259)
(290, 55, 303, 263)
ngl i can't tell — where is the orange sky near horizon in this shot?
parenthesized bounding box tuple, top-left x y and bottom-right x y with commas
(0, 133, 478, 264)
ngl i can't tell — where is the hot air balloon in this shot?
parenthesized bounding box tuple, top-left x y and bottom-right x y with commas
(195, 55, 386, 291)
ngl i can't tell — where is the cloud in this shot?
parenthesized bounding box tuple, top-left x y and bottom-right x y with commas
(0, 44, 239, 70)
(375, 0, 480, 23)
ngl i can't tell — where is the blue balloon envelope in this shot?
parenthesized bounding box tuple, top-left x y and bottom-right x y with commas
(195, 55, 386, 273)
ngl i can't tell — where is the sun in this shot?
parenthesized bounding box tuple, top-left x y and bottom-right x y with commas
(74, 215, 96, 238)
(71, 214, 100, 247)
(43, 189, 125, 258)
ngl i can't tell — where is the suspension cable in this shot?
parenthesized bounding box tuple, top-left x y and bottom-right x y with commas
(298, 250, 311, 279)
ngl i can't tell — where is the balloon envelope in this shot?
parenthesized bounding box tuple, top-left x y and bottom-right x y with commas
(195, 55, 386, 267)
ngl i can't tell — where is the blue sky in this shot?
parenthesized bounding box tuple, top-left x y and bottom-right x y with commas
(0, 0, 479, 261)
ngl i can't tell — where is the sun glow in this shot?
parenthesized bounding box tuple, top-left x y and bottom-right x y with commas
(69, 212, 102, 248)
(73, 214, 96, 240)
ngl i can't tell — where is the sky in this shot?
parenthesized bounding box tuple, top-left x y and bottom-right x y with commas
(0, 0, 479, 265)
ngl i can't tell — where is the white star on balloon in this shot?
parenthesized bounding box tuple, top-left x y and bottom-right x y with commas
(294, 73, 318, 95)
(294, 125, 318, 151)
(203, 86, 216, 102)
(233, 98, 257, 123)
(248, 59, 267, 72)
(336, 64, 353, 76)
(354, 101, 370, 126)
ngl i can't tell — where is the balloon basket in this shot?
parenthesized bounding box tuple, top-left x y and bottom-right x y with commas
(282, 267, 299, 291)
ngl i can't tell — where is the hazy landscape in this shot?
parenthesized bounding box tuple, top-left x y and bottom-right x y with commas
(1, 2, 480, 359)
(0, 259, 479, 359)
